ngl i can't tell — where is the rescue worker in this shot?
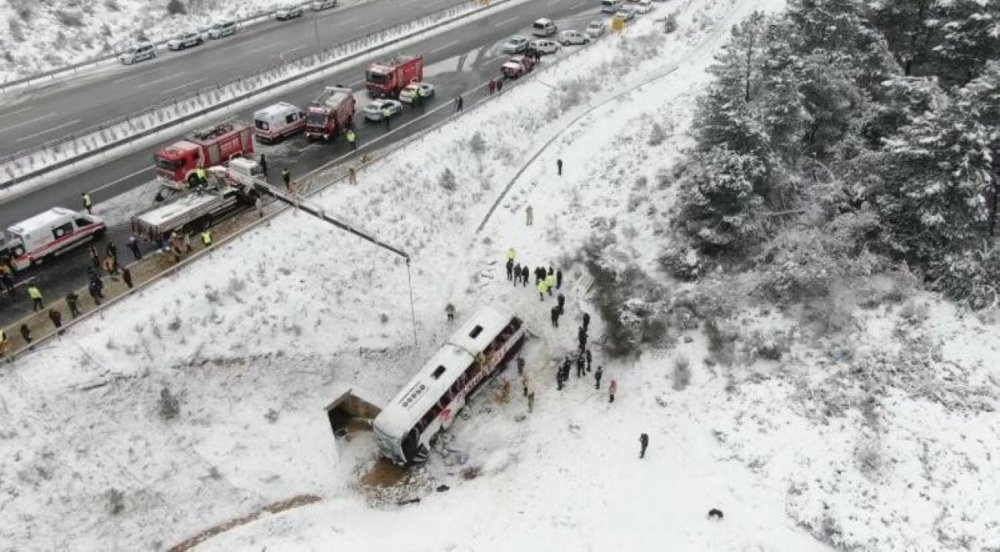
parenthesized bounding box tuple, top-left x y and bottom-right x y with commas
(525, 204, 533, 226)
(496, 79, 503, 93)
(578, 326, 588, 352)
(201, 229, 213, 247)
(639, 433, 649, 459)
(127, 236, 142, 260)
(556, 269, 563, 289)
(513, 262, 522, 285)
(89, 245, 101, 273)
(282, 168, 291, 188)
(66, 291, 81, 317)
(48, 308, 62, 330)
(557, 293, 566, 315)
(122, 267, 134, 289)
(557, 158, 563, 176)
(456, 94, 463, 111)
(521, 265, 529, 287)
(102, 254, 118, 275)
(585, 349, 592, 372)
(259, 153, 268, 175)
(488, 79, 496, 95)
(445, 303, 455, 322)
(537, 278, 548, 301)
(506, 257, 514, 281)
(106, 241, 118, 261)
(507, 247, 516, 262)
(544, 272, 556, 296)
(595, 365, 603, 390)
(583, 311, 591, 332)
(550, 305, 560, 327)
(88, 279, 103, 305)
(383, 106, 393, 130)
(1, 269, 14, 296)
(81, 192, 93, 214)
(576, 354, 585, 378)
(609, 379, 618, 403)
(346, 129, 357, 151)
(195, 165, 207, 187)
(27, 284, 43, 311)
(20, 323, 32, 344)
(527, 391, 535, 413)
(416, 85, 427, 110)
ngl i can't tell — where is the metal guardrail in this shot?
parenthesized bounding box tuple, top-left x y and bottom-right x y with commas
(0, 1, 315, 93)
(0, 0, 496, 190)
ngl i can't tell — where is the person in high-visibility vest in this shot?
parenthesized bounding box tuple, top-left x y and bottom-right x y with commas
(507, 247, 516, 262)
(382, 107, 393, 130)
(537, 279, 548, 301)
(81, 192, 93, 214)
(194, 167, 207, 187)
(201, 229, 212, 247)
(27, 284, 43, 311)
(346, 129, 357, 151)
(544, 273, 556, 296)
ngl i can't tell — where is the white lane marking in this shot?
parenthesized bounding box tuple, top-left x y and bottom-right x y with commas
(15, 118, 83, 143)
(91, 166, 154, 193)
(348, 79, 365, 87)
(279, 46, 305, 57)
(338, 15, 361, 25)
(570, 1, 587, 9)
(158, 78, 206, 97)
(6, 113, 58, 132)
(113, 71, 154, 84)
(243, 43, 275, 56)
(355, 21, 381, 31)
(136, 74, 178, 89)
(0, 105, 34, 119)
(430, 40, 460, 55)
(496, 15, 519, 27)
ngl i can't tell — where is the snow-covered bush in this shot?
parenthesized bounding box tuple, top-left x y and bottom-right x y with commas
(658, 244, 703, 281)
(672, 355, 690, 390)
(756, 227, 838, 303)
(438, 168, 457, 192)
(166, 0, 187, 15)
(106, 488, 125, 516)
(159, 386, 180, 420)
(648, 122, 667, 146)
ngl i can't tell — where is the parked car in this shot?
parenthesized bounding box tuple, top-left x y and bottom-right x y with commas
(601, 0, 623, 13)
(634, 0, 654, 13)
(312, 0, 338, 9)
(528, 39, 560, 55)
(558, 30, 591, 46)
(363, 99, 403, 121)
(197, 25, 213, 42)
(615, 6, 637, 21)
(275, 4, 304, 20)
(167, 31, 203, 50)
(501, 35, 529, 54)
(118, 42, 156, 65)
(585, 20, 607, 38)
(209, 21, 238, 38)
(531, 18, 558, 37)
(399, 82, 436, 104)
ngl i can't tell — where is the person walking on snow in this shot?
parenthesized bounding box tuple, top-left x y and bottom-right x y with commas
(521, 265, 529, 287)
(507, 247, 516, 263)
(521, 374, 529, 397)
(525, 204, 533, 226)
(544, 273, 556, 296)
(489, 79, 496, 95)
(585, 349, 592, 372)
(583, 311, 591, 332)
(127, 236, 142, 261)
(496, 79, 503, 93)
(513, 262, 522, 285)
(517, 357, 525, 377)
(639, 433, 649, 459)
(27, 284, 43, 311)
(556, 269, 563, 289)
(81, 192, 93, 214)
(88, 279, 103, 305)
(557, 158, 563, 176)
(595, 365, 603, 390)
(556, 363, 564, 391)
(506, 258, 514, 281)
(537, 279, 548, 301)
(550, 305, 560, 327)
(609, 379, 618, 403)
(557, 293, 566, 315)
(527, 391, 535, 413)
(578, 326, 588, 352)
(445, 303, 456, 322)
(576, 354, 585, 378)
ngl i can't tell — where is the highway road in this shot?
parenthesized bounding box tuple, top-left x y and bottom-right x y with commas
(0, 0, 471, 156)
(0, 0, 605, 325)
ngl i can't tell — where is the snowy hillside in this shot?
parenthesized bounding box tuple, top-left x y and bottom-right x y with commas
(3, 0, 999, 550)
(0, 0, 364, 82)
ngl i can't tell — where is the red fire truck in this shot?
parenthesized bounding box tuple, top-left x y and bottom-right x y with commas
(304, 86, 357, 141)
(365, 55, 424, 98)
(154, 121, 255, 189)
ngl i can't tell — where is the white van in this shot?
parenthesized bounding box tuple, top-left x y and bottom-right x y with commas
(253, 102, 307, 143)
(601, 0, 622, 13)
(4, 208, 106, 271)
(118, 42, 156, 65)
(532, 18, 557, 37)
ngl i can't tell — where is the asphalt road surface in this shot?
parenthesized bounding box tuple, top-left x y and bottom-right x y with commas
(0, 0, 606, 325)
(0, 0, 469, 156)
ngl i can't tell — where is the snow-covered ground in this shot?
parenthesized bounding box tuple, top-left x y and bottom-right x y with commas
(0, 0, 372, 82)
(3, 0, 998, 550)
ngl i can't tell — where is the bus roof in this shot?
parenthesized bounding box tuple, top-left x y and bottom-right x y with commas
(375, 343, 475, 439)
(448, 303, 514, 355)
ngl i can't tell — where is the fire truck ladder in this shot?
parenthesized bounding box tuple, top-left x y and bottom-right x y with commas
(247, 177, 417, 344)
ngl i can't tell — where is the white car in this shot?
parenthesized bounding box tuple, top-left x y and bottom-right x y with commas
(363, 99, 403, 121)
(501, 35, 529, 54)
(615, 6, 637, 21)
(275, 4, 304, 20)
(585, 21, 607, 38)
(528, 39, 560, 55)
(167, 31, 203, 50)
(558, 30, 591, 46)
(312, 0, 337, 9)
(634, 0, 654, 14)
(118, 42, 156, 64)
(209, 21, 238, 38)
(398, 82, 436, 104)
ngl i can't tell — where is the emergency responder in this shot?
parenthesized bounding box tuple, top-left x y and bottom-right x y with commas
(259, 153, 268, 175)
(595, 365, 603, 390)
(48, 308, 62, 330)
(383, 106, 393, 130)
(127, 236, 142, 261)
(346, 129, 357, 151)
(556, 269, 563, 289)
(639, 433, 649, 459)
(557, 158, 563, 176)
(445, 303, 455, 322)
(81, 192, 93, 214)
(537, 278, 548, 301)
(27, 284, 43, 311)
(282, 168, 291, 188)
(416, 85, 428, 110)
(66, 292, 81, 317)
(544, 272, 556, 296)
(195, 165, 207, 187)
(122, 268, 134, 289)
(525, 204, 533, 226)
(550, 305, 560, 327)
(20, 324, 31, 344)
(520, 265, 529, 287)
(201, 229, 213, 247)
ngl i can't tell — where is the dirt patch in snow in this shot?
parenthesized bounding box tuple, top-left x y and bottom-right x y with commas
(168, 493, 322, 552)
